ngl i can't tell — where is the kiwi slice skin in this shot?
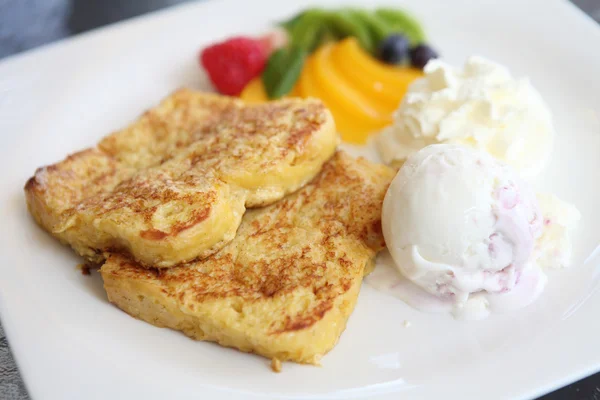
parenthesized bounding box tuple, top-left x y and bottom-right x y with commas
(282, 7, 426, 51)
(267, 7, 427, 98)
(289, 9, 329, 52)
(375, 8, 426, 45)
(348, 9, 392, 46)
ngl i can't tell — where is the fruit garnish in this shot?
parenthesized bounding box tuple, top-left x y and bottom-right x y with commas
(262, 46, 307, 99)
(242, 37, 423, 144)
(239, 76, 269, 103)
(289, 9, 329, 51)
(349, 9, 390, 45)
(374, 8, 426, 45)
(378, 34, 410, 64)
(326, 10, 375, 53)
(297, 52, 379, 141)
(281, 7, 428, 54)
(261, 7, 434, 97)
(333, 38, 422, 105)
(227, 7, 433, 142)
(409, 44, 439, 69)
(200, 36, 267, 96)
(311, 43, 393, 123)
(281, 10, 307, 32)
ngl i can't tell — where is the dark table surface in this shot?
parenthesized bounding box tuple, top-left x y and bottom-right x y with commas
(1, 0, 599, 399)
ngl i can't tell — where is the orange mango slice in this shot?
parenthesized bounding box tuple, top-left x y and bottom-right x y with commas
(332, 38, 423, 108)
(310, 43, 393, 126)
(298, 55, 378, 143)
(239, 76, 269, 103)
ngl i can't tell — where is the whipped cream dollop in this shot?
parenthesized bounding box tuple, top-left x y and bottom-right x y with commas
(367, 144, 579, 320)
(375, 56, 554, 179)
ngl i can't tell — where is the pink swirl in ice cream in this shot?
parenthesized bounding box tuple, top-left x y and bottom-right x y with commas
(488, 182, 543, 285)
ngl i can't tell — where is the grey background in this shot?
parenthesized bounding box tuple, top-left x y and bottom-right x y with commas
(1, 0, 599, 399)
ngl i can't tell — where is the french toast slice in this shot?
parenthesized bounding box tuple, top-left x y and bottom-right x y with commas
(25, 89, 338, 268)
(101, 152, 395, 364)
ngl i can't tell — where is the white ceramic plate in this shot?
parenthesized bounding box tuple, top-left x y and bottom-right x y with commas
(1, 0, 599, 399)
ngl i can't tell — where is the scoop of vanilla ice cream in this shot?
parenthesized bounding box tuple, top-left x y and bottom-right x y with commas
(375, 56, 554, 179)
(382, 144, 543, 307)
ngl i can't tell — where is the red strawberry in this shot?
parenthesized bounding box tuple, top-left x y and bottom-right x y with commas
(200, 37, 267, 96)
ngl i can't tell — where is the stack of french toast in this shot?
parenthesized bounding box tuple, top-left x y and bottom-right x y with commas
(25, 89, 394, 366)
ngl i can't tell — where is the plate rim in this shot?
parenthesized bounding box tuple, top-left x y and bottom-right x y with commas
(1, 0, 600, 399)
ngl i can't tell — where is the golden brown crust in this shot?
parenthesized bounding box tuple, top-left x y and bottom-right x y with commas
(25, 89, 338, 267)
(101, 152, 395, 364)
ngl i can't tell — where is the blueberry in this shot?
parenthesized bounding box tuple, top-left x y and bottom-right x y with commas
(410, 44, 439, 69)
(378, 34, 410, 64)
